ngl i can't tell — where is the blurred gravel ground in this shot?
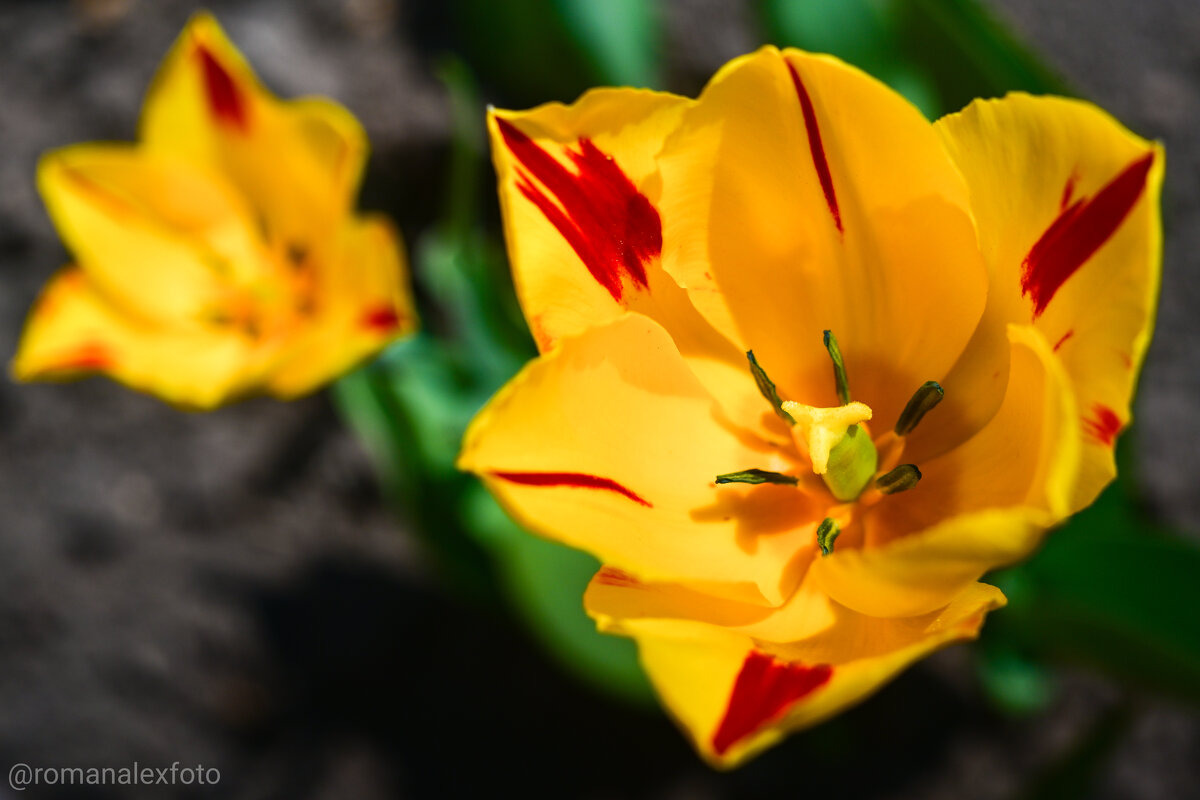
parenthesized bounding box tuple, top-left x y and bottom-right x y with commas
(0, 0, 1196, 798)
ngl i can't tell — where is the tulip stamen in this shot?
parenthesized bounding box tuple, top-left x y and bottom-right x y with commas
(816, 517, 840, 556)
(716, 469, 799, 486)
(747, 350, 796, 425)
(894, 381, 944, 436)
(823, 330, 851, 405)
(875, 464, 922, 494)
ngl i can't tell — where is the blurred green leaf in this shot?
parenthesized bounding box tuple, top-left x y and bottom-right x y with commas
(332, 358, 498, 599)
(986, 473, 1200, 707)
(759, 0, 896, 76)
(463, 483, 654, 704)
(758, 0, 1068, 118)
(447, 0, 605, 105)
(336, 55, 654, 701)
(899, 0, 1071, 106)
(977, 646, 1056, 716)
(556, 0, 661, 88)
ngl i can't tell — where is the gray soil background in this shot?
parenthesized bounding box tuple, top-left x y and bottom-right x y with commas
(0, 1, 1197, 798)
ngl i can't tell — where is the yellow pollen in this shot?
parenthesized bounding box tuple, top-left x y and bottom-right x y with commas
(780, 400, 873, 475)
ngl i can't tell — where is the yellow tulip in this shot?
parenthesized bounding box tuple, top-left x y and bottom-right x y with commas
(460, 46, 1162, 767)
(12, 13, 416, 409)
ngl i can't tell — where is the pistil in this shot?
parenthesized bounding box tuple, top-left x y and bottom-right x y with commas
(781, 400, 878, 501)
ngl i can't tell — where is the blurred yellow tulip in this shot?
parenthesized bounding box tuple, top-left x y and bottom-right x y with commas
(13, 13, 416, 409)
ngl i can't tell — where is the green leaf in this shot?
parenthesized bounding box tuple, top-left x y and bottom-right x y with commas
(462, 484, 654, 704)
(976, 646, 1055, 716)
(757, 0, 1069, 118)
(555, 0, 661, 87)
(335, 55, 654, 702)
(985, 478, 1200, 707)
(900, 0, 1071, 103)
(446, 0, 601, 105)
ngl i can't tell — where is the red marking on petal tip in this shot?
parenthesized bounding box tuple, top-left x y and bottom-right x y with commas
(496, 117, 659, 303)
(1083, 403, 1122, 446)
(784, 59, 842, 234)
(59, 341, 113, 371)
(595, 567, 639, 588)
(195, 44, 248, 131)
(490, 471, 651, 507)
(1053, 330, 1074, 352)
(712, 652, 832, 756)
(360, 305, 403, 333)
(1021, 152, 1154, 319)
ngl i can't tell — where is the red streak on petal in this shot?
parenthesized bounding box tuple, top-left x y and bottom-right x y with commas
(784, 59, 842, 234)
(595, 566, 639, 588)
(196, 44, 248, 132)
(59, 341, 113, 371)
(1053, 329, 1074, 352)
(712, 652, 832, 756)
(1060, 174, 1078, 210)
(360, 305, 403, 333)
(490, 470, 651, 507)
(496, 117, 659, 303)
(1021, 153, 1154, 319)
(1083, 403, 1122, 446)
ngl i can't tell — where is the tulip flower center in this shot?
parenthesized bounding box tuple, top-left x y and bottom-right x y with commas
(718, 331, 942, 556)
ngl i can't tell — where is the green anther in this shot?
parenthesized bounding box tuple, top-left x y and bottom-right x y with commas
(823, 330, 851, 405)
(876, 464, 922, 495)
(816, 517, 840, 556)
(822, 424, 878, 501)
(894, 381, 944, 436)
(747, 350, 795, 425)
(715, 469, 799, 486)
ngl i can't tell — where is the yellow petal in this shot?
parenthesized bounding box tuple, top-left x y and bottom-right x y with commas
(489, 90, 686, 349)
(37, 144, 261, 322)
(140, 12, 368, 244)
(657, 46, 989, 431)
(12, 268, 266, 410)
(586, 564, 839, 646)
(812, 324, 1080, 617)
(935, 93, 1163, 511)
(459, 313, 825, 606)
(489, 95, 780, 442)
(625, 582, 1003, 768)
(266, 214, 416, 398)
